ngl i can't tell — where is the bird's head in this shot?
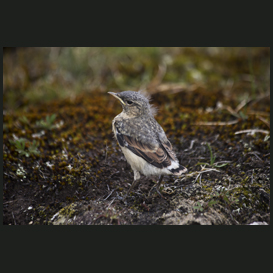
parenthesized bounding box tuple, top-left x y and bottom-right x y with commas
(108, 91, 156, 117)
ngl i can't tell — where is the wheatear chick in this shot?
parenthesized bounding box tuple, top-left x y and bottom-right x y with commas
(108, 90, 187, 199)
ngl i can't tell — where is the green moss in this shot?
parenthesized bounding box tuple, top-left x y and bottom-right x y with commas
(3, 47, 270, 225)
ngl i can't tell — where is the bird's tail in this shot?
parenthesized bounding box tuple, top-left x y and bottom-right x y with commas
(169, 165, 187, 176)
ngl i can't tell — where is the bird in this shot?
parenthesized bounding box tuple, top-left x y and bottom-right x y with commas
(108, 90, 187, 199)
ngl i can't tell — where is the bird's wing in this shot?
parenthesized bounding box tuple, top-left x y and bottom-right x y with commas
(115, 126, 172, 169)
(157, 129, 178, 162)
(156, 129, 187, 175)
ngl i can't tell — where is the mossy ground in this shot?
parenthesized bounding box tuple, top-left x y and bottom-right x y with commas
(3, 47, 270, 225)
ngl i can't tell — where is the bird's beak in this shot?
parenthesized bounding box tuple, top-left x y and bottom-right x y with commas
(108, 92, 125, 105)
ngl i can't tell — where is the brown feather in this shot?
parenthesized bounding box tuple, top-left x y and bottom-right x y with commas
(123, 135, 173, 169)
(161, 140, 177, 162)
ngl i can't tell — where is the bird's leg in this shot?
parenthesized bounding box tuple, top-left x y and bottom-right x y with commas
(148, 175, 165, 198)
(123, 170, 140, 200)
(123, 180, 138, 199)
(155, 175, 164, 197)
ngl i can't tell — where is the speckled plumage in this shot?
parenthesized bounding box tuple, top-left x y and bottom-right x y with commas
(108, 90, 187, 198)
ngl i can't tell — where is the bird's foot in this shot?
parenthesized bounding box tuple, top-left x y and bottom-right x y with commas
(148, 184, 166, 199)
(148, 184, 156, 196)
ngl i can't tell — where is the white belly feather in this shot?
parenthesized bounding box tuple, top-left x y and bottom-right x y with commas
(121, 146, 177, 177)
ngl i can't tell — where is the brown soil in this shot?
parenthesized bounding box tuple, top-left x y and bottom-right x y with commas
(3, 47, 270, 225)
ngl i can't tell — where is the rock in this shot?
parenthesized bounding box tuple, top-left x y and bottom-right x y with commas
(248, 222, 268, 225)
(161, 197, 232, 225)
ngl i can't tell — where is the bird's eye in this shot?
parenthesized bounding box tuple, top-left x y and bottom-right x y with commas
(127, 100, 133, 105)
